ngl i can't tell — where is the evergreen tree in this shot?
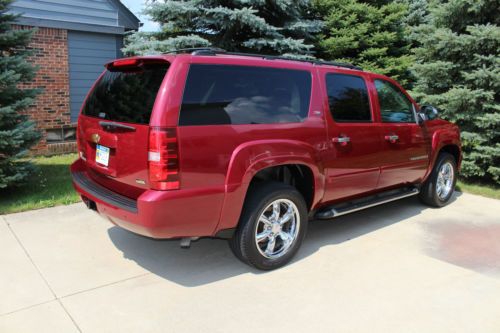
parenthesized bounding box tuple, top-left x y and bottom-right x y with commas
(404, 0, 429, 28)
(123, 0, 322, 57)
(314, 0, 414, 85)
(411, 0, 500, 184)
(0, 0, 40, 189)
(402, 0, 430, 51)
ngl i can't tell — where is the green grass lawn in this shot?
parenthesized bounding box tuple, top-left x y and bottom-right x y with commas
(0, 154, 80, 214)
(0, 153, 499, 215)
(456, 180, 500, 200)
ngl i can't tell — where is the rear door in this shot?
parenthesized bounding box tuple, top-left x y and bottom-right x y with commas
(371, 78, 430, 188)
(321, 70, 383, 202)
(77, 60, 169, 198)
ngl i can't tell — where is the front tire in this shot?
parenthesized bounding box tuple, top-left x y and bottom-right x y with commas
(419, 152, 457, 207)
(229, 182, 308, 270)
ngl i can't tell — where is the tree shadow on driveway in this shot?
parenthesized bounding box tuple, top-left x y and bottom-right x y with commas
(108, 194, 460, 287)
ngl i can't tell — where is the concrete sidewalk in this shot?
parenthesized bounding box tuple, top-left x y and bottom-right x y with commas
(1, 192, 500, 332)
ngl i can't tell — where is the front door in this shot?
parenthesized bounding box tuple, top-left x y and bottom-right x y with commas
(372, 78, 430, 189)
(321, 70, 383, 202)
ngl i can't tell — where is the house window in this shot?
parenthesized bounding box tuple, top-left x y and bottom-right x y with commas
(46, 127, 76, 143)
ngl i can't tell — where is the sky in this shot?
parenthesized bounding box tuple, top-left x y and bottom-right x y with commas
(120, 0, 159, 32)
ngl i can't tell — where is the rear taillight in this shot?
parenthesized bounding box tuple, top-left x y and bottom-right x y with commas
(148, 127, 180, 190)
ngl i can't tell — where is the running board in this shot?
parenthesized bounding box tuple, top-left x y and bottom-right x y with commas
(315, 187, 420, 220)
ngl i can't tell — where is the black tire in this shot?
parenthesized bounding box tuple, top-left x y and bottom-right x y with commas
(229, 182, 308, 270)
(419, 152, 457, 207)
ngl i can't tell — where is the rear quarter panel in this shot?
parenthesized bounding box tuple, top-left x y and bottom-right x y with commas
(213, 123, 327, 232)
(157, 57, 329, 235)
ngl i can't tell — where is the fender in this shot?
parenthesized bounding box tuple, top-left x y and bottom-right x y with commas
(213, 139, 325, 234)
(423, 125, 461, 181)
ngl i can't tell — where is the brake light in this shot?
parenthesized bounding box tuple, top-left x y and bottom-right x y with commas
(111, 59, 139, 67)
(148, 127, 180, 190)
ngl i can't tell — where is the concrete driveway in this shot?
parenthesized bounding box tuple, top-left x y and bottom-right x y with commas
(1, 192, 500, 333)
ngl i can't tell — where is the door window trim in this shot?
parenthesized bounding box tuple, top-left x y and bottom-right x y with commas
(411, 104, 419, 125)
(324, 72, 374, 124)
(374, 78, 416, 124)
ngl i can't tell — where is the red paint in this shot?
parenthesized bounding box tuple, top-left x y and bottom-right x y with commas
(71, 53, 461, 239)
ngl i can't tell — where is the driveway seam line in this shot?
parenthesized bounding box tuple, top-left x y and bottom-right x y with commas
(60, 272, 152, 299)
(5, 219, 82, 332)
(1, 272, 152, 319)
(0, 299, 55, 317)
(5, 220, 58, 298)
(56, 299, 82, 333)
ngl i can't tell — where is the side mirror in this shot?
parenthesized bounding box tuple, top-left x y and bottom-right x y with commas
(416, 112, 427, 125)
(420, 105, 439, 121)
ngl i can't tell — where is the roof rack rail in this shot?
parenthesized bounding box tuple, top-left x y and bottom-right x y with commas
(165, 47, 362, 71)
(313, 60, 363, 71)
(166, 47, 224, 55)
(227, 52, 363, 70)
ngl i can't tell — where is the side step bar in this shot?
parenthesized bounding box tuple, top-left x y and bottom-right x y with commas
(315, 187, 420, 220)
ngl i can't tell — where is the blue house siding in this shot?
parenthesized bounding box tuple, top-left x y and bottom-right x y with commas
(10, 0, 139, 34)
(12, 0, 117, 19)
(10, 0, 140, 122)
(8, 0, 139, 153)
(68, 31, 119, 121)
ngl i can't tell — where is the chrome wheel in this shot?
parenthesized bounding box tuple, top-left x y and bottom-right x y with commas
(254, 199, 300, 259)
(436, 162, 454, 200)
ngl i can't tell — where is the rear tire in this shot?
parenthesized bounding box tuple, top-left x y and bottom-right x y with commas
(419, 152, 457, 207)
(229, 182, 308, 270)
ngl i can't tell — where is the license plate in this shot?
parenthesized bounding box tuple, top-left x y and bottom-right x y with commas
(95, 144, 110, 166)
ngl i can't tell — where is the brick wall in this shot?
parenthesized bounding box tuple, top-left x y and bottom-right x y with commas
(14, 25, 75, 155)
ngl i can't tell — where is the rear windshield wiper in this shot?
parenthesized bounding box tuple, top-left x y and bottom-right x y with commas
(99, 121, 136, 131)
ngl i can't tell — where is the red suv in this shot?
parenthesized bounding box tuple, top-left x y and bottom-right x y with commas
(71, 48, 461, 270)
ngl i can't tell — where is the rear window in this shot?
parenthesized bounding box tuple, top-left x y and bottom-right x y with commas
(82, 64, 168, 124)
(179, 64, 312, 126)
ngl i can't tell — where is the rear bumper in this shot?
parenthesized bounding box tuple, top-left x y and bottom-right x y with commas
(72, 171, 138, 213)
(70, 159, 225, 239)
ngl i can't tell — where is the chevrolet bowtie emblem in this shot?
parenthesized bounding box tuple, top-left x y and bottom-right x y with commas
(91, 133, 100, 143)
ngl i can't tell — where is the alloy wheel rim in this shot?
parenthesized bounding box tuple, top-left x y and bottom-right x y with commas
(436, 162, 454, 200)
(255, 199, 300, 259)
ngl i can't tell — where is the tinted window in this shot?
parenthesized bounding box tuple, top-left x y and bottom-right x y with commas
(179, 65, 312, 126)
(326, 74, 371, 122)
(82, 64, 168, 124)
(375, 79, 415, 123)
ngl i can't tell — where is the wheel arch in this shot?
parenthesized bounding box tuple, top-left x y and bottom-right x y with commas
(248, 163, 316, 210)
(213, 140, 325, 235)
(439, 144, 461, 165)
(423, 129, 462, 182)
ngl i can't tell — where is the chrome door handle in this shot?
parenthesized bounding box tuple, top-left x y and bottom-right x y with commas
(332, 136, 351, 146)
(385, 134, 399, 143)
